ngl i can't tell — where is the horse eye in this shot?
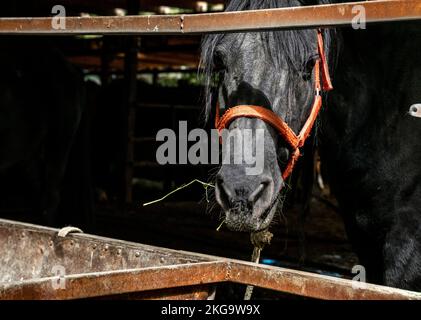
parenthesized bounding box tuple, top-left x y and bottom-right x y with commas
(278, 147, 290, 164)
(302, 59, 316, 81)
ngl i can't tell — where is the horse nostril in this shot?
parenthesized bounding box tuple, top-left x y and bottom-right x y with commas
(215, 176, 233, 210)
(247, 177, 273, 204)
(216, 174, 223, 185)
(216, 174, 274, 214)
(248, 183, 266, 203)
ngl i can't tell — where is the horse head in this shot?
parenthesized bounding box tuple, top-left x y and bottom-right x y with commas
(201, 0, 334, 232)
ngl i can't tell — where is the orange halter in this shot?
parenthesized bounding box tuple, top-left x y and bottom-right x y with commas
(215, 30, 333, 180)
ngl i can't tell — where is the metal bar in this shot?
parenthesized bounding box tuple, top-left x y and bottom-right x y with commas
(0, 0, 420, 35)
(0, 14, 181, 35)
(228, 261, 421, 300)
(184, 0, 421, 34)
(123, 0, 141, 204)
(0, 262, 227, 300)
(3, 259, 420, 300)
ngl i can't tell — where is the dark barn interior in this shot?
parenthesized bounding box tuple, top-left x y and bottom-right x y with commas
(0, 0, 360, 299)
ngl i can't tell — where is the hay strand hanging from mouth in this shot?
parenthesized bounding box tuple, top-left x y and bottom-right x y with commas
(142, 179, 215, 207)
(216, 219, 226, 231)
(143, 178, 227, 231)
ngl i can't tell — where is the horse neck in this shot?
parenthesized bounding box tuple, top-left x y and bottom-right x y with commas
(324, 22, 421, 134)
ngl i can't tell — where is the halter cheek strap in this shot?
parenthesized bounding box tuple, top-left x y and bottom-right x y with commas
(215, 30, 333, 180)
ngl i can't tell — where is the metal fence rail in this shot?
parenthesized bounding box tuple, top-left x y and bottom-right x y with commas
(1, 218, 421, 300)
(0, 0, 420, 35)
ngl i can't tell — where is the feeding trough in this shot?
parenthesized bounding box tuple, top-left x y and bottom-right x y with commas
(1, 218, 420, 300)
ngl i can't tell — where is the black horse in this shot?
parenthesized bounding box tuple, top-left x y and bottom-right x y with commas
(320, 21, 421, 290)
(201, 0, 421, 291)
(0, 36, 85, 226)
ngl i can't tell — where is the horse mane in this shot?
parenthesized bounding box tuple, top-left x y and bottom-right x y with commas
(200, 0, 337, 122)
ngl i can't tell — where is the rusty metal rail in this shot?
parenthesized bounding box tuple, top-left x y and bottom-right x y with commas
(4, 261, 420, 300)
(0, 0, 420, 35)
(1, 219, 420, 300)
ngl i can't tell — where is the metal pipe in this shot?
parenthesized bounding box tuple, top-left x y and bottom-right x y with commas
(0, 0, 420, 35)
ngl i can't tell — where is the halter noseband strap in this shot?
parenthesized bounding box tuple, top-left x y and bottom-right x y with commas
(215, 30, 333, 180)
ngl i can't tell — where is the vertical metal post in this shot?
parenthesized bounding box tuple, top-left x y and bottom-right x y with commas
(100, 37, 111, 87)
(123, 0, 140, 204)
